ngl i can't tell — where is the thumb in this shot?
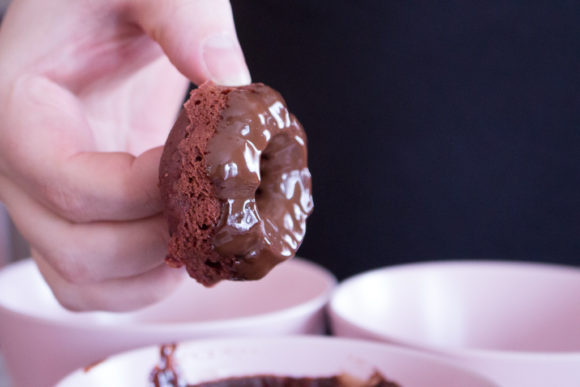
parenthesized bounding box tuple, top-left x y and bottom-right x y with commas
(130, 0, 251, 86)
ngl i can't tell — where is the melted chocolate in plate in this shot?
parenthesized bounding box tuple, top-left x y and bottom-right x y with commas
(56, 337, 498, 387)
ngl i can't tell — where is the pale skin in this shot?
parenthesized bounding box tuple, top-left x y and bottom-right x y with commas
(0, 0, 251, 311)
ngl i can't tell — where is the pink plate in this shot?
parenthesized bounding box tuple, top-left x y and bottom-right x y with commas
(0, 258, 335, 387)
(57, 336, 498, 387)
(329, 260, 580, 387)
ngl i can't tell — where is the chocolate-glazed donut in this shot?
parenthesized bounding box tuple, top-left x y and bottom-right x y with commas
(159, 82, 313, 286)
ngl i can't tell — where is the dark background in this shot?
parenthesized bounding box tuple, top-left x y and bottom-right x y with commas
(231, 1, 580, 280)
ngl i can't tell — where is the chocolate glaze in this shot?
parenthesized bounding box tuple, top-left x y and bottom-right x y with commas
(159, 83, 313, 285)
(207, 84, 312, 278)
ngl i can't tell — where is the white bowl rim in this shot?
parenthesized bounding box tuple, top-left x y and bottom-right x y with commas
(56, 335, 499, 386)
(329, 259, 580, 360)
(0, 257, 336, 332)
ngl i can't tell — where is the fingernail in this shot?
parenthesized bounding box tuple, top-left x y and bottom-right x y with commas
(202, 34, 251, 86)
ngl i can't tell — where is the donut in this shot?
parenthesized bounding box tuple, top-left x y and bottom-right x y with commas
(159, 82, 313, 286)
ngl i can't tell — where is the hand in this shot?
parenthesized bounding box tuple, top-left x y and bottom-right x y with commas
(0, 0, 251, 311)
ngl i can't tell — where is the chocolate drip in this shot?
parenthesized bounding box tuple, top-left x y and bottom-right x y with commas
(150, 344, 186, 387)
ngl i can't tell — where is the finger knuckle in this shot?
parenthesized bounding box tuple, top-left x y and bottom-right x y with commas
(50, 249, 98, 286)
(53, 291, 85, 312)
(42, 278, 87, 312)
(42, 183, 92, 223)
(50, 284, 97, 312)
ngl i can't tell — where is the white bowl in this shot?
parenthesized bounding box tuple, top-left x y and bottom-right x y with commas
(329, 260, 580, 387)
(0, 257, 335, 387)
(57, 336, 497, 387)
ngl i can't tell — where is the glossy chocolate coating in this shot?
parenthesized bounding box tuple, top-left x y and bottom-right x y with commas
(159, 83, 312, 285)
(207, 84, 312, 276)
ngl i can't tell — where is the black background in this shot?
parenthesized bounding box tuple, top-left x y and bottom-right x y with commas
(231, 1, 580, 280)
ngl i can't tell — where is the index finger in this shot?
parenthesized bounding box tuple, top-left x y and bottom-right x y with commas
(0, 75, 164, 222)
(128, 0, 251, 86)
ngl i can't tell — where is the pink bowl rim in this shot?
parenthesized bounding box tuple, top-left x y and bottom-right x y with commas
(0, 257, 336, 333)
(329, 259, 580, 360)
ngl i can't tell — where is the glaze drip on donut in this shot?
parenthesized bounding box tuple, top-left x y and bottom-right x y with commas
(159, 82, 313, 286)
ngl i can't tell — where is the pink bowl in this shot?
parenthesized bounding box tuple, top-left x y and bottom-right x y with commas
(329, 260, 580, 387)
(0, 258, 335, 387)
(56, 336, 498, 386)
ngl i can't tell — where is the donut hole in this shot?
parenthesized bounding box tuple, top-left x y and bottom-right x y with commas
(256, 133, 306, 215)
(258, 154, 270, 181)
